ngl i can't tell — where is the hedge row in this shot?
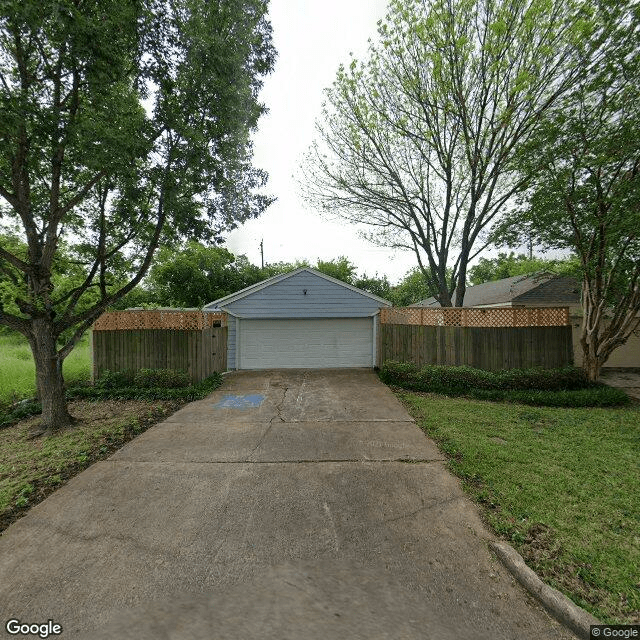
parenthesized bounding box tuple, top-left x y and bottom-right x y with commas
(379, 361, 630, 407)
(67, 372, 224, 402)
(466, 387, 630, 407)
(94, 368, 192, 390)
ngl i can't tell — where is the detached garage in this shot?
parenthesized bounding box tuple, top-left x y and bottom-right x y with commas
(203, 268, 391, 370)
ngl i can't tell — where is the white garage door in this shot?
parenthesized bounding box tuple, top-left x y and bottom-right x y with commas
(239, 318, 373, 369)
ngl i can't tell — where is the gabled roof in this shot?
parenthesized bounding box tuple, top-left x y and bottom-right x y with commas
(203, 267, 392, 309)
(413, 272, 579, 307)
(513, 276, 580, 304)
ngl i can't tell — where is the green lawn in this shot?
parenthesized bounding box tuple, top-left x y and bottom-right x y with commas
(397, 391, 640, 624)
(0, 332, 91, 406)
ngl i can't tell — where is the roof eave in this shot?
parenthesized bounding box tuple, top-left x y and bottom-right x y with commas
(203, 267, 392, 309)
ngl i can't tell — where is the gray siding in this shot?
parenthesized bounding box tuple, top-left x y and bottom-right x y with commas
(223, 271, 384, 318)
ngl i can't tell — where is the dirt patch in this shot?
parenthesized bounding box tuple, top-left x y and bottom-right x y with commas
(519, 523, 613, 614)
(0, 399, 185, 534)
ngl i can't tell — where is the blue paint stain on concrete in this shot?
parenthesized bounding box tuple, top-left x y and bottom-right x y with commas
(213, 394, 265, 409)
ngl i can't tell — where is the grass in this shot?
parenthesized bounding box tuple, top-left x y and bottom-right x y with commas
(0, 332, 91, 407)
(0, 399, 183, 532)
(396, 390, 640, 624)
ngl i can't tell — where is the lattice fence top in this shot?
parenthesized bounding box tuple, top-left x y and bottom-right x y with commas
(380, 306, 570, 327)
(93, 310, 227, 331)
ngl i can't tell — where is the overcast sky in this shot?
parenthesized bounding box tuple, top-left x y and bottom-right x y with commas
(223, 0, 419, 284)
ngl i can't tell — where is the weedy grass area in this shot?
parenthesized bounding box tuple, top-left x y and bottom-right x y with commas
(0, 331, 225, 532)
(0, 333, 91, 406)
(0, 399, 183, 533)
(397, 390, 640, 624)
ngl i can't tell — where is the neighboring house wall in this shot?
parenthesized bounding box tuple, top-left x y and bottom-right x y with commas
(221, 271, 383, 318)
(571, 316, 640, 369)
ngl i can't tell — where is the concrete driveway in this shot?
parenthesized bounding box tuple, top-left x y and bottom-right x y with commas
(0, 370, 575, 639)
(599, 368, 640, 400)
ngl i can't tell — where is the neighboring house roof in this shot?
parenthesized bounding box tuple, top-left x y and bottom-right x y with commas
(203, 267, 392, 310)
(413, 272, 580, 307)
(512, 276, 580, 305)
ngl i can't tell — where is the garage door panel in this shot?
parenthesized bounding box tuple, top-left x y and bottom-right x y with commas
(239, 318, 373, 369)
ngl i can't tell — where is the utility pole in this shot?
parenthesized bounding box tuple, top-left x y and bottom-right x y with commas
(259, 238, 264, 269)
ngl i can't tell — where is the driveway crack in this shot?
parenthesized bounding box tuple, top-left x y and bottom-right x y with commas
(246, 386, 287, 461)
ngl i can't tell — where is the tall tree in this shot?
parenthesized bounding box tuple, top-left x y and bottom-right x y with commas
(147, 243, 263, 308)
(468, 252, 580, 285)
(353, 273, 392, 300)
(315, 256, 358, 284)
(301, 0, 608, 307)
(501, 0, 640, 380)
(388, 268, 438, 307)
(0, 0, 275, 432)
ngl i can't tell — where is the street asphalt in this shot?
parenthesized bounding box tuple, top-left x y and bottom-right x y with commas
(0, 369, 577, 639)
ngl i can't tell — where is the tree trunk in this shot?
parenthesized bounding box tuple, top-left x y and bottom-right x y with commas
(582, 350, 603, 382)
(30, 318, 74, 433)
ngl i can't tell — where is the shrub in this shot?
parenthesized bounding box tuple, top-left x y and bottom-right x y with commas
(379, 361, 592, 393)
(469, 387, 630, 407)
(67, 372, 223, 402)
(379, 361, 629, 407)
(95, 370, 135, 390)
(133, 369, 191, 389)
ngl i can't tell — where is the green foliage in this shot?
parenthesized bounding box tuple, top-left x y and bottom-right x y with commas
(380, 361, 594, 392)
(354, 274, 392, 300)
(468, 387, 630, 407)
(145, 242, 264, 308)
(302, 0, 603, 307)
(0, 333, 91, 406)
(108, 287, 156, 311)
(135, 247, 395, 308)
(388, 268, 434, 306)
(0, 0, 275, 428)
(69, 373, 223, 402)
(0, 400, 41, 430)
(491, 0, 640, 375)
(315, 256, 358, 284)
(468, 253, 581, 286)
(94, 370, 136, 390)
(378, 362, 628, 406)
(258, 260, 311, 279)
(133, 369, 191, 389)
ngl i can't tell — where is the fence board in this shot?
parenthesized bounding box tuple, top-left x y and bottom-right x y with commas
(378, 324, 573, 371)
(92, 327, 228, 383)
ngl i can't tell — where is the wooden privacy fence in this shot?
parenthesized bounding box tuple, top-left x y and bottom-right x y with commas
(92, 310, 228, 382)
(378, 307, 573, 371)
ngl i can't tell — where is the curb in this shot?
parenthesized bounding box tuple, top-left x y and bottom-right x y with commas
(490, 541, 600, 640)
